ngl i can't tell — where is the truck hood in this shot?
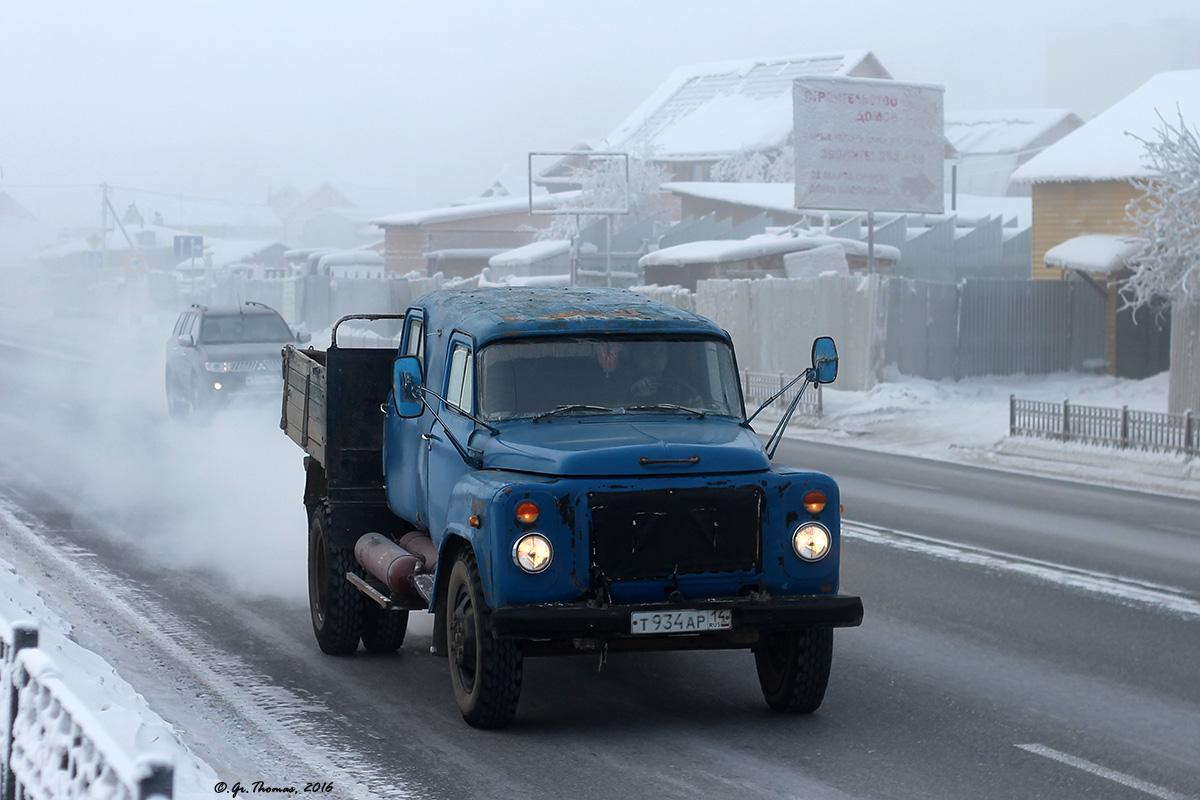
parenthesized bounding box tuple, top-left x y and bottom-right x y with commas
(476, 416, 769, 477)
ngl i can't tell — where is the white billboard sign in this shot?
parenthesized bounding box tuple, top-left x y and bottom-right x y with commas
(793, 77, 944, 214)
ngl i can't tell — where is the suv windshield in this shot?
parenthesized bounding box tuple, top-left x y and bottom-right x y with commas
(478, 336, 743, 421)
(200, 313, 293, 345)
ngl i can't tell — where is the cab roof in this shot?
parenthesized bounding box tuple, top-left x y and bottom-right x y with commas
(414, 287, 728, 345)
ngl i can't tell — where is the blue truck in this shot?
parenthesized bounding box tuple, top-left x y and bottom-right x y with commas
(281, 286, 862, 728)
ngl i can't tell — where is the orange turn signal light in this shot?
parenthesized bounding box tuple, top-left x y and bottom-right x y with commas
(803, 490, 826, 514)
(515, 500, 540, 525)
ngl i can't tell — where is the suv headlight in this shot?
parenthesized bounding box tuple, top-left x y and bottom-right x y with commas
(512, 533, 553, 574)
(205, 362, 231, 373)
(792, 522, 831, 562)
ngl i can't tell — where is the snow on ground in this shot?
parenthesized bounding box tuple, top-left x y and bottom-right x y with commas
(789, 367, 1199, 499)
(0, 504, 219, 799)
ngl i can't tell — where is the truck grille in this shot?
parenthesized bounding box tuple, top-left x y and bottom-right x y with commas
(588, 486, 763, 581)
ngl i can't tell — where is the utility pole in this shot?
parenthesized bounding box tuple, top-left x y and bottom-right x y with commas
(100, 182, 109, 270)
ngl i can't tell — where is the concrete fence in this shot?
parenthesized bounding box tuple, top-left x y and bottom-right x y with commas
(156, 271, 1127, 393)
(2, 620, 173, 800)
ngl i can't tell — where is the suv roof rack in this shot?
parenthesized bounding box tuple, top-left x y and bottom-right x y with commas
(244, 301, 273, 310)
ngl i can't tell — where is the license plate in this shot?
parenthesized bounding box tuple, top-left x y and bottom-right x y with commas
(245, 374, 278, 386)
(629, 608, 732, 635)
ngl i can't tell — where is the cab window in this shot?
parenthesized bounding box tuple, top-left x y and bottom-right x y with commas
(403, 316, 424, 360)
(445, 344, 473, 413)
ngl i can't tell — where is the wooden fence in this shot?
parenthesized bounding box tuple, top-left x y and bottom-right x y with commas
(1009, 396, 1198, 456)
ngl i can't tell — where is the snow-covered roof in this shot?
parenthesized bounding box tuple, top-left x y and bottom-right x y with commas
(488, 240, 570, 267)
(603, 51, 891, 158)
(1011, 70, 1200, 183)
(453, 163, 548, 206)
(198, 238, 287, 268)
(120, 193, 282, 230)
(661, 182, 1032, 228)
(1044, 234, 1145, 274)
(945, 109, 1082, 156)
(639, 231, 900, 268)
(38, 224, 190, 258)
(371, 191, 582, 227)
(488, 239, 600, 268)
(317, 250, 384, 267)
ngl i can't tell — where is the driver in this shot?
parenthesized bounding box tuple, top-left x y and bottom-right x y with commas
(629, 341, 669, 399)
(627, 341, 701, 406)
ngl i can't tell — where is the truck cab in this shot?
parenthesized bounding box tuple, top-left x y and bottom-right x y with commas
(381, 287, 861, 727)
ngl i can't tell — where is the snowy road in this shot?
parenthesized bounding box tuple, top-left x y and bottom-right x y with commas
(1, 309, 1198, 799)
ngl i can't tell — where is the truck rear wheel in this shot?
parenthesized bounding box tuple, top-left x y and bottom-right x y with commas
(308, 502, 365, 655)
(446, 549, 522, 729)
(754, 628, 833, 714)
(361, 604, 408, 653)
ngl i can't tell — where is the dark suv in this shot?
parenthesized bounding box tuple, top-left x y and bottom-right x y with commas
(166, 301, 310, 418)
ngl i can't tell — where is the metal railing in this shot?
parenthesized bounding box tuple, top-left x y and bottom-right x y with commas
(1010, 396, 1198, 456)
(741, 371, 823, 418)
(2, 620, 173, 800)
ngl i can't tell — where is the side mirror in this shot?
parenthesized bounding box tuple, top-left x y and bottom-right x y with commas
(392, 355, 425, 418)
(177, 334, 195, 348)
(811, 336, 838, 384)
(296, 331, 312, 344)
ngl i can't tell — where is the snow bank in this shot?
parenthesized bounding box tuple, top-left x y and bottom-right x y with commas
(0, 504, 218, 800)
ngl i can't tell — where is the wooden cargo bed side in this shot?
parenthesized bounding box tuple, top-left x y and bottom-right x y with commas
(282, 345, 327, 465)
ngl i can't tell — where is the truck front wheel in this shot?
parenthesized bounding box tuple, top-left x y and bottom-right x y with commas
(753, 628, 833, 714)
(445, 549, 522, 729)
(308, 502, 365, 655)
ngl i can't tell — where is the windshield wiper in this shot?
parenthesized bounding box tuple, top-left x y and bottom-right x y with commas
(531, 404, 615, 421)
(625, 404, 706, 418)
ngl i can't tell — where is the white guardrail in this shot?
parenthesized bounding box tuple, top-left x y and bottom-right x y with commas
(1, 620, 173, 800)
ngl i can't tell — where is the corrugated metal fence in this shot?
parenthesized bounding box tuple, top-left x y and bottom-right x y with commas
(886, 278, 1107, 380)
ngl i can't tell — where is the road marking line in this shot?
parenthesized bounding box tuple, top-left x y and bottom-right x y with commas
(1150, 523, 1196, 536)
(1016, 744, 1190, 800)
(878, 477, 943, 492)
(843, 521, 1200, 620)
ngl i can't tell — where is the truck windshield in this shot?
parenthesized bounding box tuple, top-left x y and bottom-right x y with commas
(200, 313, 294, 344)
(477, 336, 743, 421)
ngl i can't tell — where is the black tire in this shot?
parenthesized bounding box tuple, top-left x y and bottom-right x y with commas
(165, 372, 187, 419)
(754, 628, 833, 714)
(308, 502, 365, 655)
(361, 603, 408, 653)
(446, 549, 522, 729)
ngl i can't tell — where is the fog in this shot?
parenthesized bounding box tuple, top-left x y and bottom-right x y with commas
(4, 0, 1200, 226)
(0, 280, 309, 602)
(2, 0, 1200, 604)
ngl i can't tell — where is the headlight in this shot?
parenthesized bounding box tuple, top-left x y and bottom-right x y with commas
(205, 362, 231, 373)
(512, 533, 553, 574)
(792, 522, 831, 562)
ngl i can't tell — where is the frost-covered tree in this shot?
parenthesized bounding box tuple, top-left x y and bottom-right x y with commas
(540, 150, 671, 241)
(1123, 111, 1200, 415)
(1123, 111, 1200, 309)
(711, 145, 794, 183)
(711, 150, 772, 182)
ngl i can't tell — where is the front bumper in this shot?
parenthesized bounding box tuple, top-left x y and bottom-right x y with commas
(490, 594, 863, 641)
